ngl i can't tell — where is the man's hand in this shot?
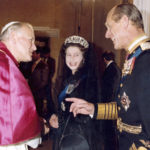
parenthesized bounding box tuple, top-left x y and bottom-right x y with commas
(66, 98, 95, 117)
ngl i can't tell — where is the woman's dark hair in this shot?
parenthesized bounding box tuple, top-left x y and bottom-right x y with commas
(53, 40, 101, 107)
(54, 43, 88, 97)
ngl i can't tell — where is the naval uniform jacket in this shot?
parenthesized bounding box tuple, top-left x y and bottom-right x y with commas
(94, 35, 150, 150)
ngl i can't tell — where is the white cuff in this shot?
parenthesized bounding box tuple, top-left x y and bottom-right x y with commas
(89, 114, 93, 118)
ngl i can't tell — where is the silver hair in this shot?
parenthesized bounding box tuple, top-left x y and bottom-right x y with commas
(0, 21, 33, 41)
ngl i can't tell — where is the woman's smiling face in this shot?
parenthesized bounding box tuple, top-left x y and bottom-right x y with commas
(65, 46, 83, 74)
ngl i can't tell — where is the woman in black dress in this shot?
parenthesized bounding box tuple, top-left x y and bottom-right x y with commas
(49, 35, 102, 150)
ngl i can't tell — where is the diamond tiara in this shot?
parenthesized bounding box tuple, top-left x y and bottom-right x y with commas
(64, 35, 89, 48)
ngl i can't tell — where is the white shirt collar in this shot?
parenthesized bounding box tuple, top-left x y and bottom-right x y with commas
(106, 60, 113, 68)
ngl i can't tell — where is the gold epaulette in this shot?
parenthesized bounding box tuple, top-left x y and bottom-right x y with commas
(96, 102, 118, 120)
(140, 42, 150, 51)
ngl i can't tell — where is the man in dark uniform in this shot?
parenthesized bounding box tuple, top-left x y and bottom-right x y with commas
(101, 51, 121, 150)
(28, 49, 50, 118)
(66, 3, 150, 150)
(101, 51, 121, 102)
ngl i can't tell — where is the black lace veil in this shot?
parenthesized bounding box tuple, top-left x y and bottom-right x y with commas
(53, 36, 101, 108)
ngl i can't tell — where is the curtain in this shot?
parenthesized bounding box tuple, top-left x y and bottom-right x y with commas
(133, 0, 150, 37)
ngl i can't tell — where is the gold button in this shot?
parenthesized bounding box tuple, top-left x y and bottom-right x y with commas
(118, 94, 120, 98)
(118, 106, 121, 111)
(120, 83, 123, 87)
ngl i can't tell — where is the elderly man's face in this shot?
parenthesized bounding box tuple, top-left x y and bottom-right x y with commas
(15, 26, 36, 62)
(105, 9, 127, 50)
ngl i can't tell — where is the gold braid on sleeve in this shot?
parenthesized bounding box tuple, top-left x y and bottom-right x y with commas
(96, 102, 118, 120)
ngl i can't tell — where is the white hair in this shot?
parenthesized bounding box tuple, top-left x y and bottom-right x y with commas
(0, 21, 33, 41)
(1, 21, 20, 34)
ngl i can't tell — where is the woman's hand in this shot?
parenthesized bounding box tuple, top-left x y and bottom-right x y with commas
(49, 114, 59, 128)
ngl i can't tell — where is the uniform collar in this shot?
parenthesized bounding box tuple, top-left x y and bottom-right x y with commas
(127, 34, 150, 54)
